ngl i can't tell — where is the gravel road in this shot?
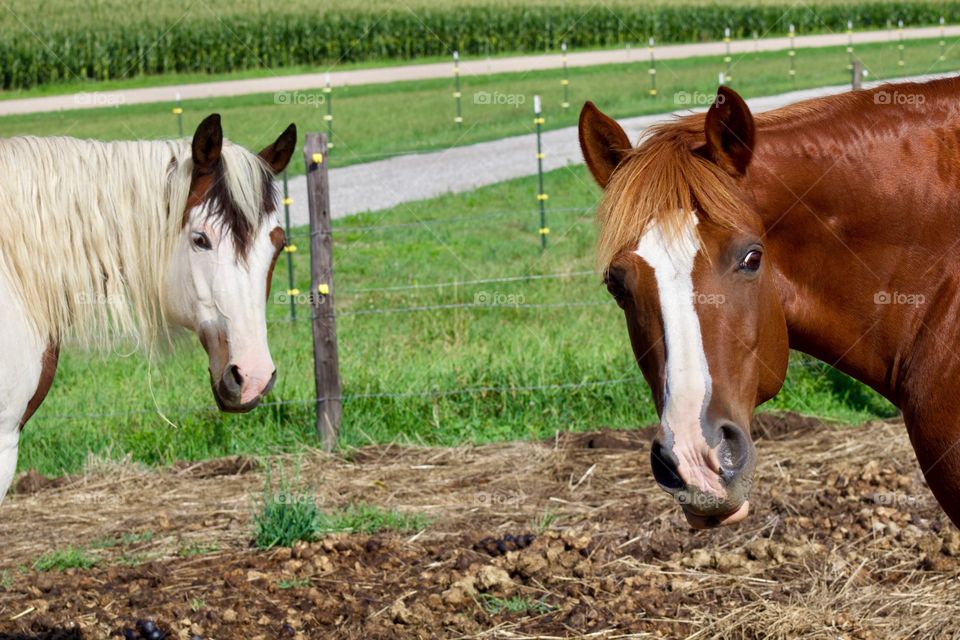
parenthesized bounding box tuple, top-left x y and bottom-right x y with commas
(288, 72, 952, 226)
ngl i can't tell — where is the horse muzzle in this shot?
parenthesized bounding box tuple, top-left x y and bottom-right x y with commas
(651, 420, 756, 528)
(211, 365, 277, 413)
(682, 500, 752, 529)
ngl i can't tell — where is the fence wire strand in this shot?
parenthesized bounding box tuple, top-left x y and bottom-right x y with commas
(341, 269, 597, 295)
(338, 300, 609, 316)
(37, 376, 646, 423)
(286, 207, 593, 237)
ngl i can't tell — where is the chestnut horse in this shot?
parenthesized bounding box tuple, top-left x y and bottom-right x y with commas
(0, 115, 295, 500)
(580, 76, 960, 529)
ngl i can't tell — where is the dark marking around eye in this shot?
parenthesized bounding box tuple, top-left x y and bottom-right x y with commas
(192, 231, 213, 251)
(184, 158, 278, 258)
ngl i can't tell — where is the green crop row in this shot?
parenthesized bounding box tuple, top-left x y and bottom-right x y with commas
(1, 2, 958, 90)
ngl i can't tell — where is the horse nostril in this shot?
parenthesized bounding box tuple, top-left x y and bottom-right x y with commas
(228, 364, 244, 388)
(718, 423, 751, 479)
(651, 439, 685, 492)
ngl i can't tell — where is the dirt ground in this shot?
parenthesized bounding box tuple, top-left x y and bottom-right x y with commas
(0, 413, 959, 640)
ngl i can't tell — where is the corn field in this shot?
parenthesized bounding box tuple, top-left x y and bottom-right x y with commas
(1, 1, 959, 90)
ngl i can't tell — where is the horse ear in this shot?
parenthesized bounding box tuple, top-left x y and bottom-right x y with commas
(703, 86, 755, 176)
(579, 101, 631, 188)
(259, 123, 297, 174)
(192, 114, 223, 173)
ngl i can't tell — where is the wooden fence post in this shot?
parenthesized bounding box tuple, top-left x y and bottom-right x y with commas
(303, 133, 342, 450)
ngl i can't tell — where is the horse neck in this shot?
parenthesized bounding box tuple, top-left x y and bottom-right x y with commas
(744, 91, 960, 412)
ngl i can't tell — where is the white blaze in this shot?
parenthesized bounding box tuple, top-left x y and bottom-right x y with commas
(634, 215, 713, 457)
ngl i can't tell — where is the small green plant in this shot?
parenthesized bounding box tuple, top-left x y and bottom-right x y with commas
(117, 553, 152, 567)
(277, 577, 312, 590)
(480, 594, 555, 616)
(122, 530, 155, 545)
(91, 536, 118, 549)
(32, 547, 98, 572)
(190, 598, 205, 612)
(254, 471, 322, 549)
(533, 509, 561, 532)
(0, 571, 13, 589)
(179, 542, 221, 557)
(92, 529, 155, 549)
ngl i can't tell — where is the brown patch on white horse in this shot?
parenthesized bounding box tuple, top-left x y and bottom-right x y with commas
(19, 342, 59, 430)
(265, 227, 286, 300)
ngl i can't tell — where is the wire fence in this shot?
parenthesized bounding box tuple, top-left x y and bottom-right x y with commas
(38, 356, 837, 424)
(39, 376, 649, 423)
(38, 27, 944, 431)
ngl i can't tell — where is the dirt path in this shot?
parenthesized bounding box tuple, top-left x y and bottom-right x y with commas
(0, 414, 958, 639)
(2, 26, 958, 117)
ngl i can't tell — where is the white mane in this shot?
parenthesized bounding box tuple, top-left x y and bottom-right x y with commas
(0, 135, 272, 349)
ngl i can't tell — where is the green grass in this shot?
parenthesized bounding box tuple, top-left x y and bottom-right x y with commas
(1, 1, 954, 90)
(117, 552, 155, 567)
(32, 547, 98, 572)
(16, 158, 899, 478)
(277, 577, 312, 590)
(1, 35, 958, 176)
(533, 510, 562, 532)
(481, 594, 557, 616)
(91, 530, 155, 549)
(178, 542, 221, 558)
(253, 469, 428, 548)
(316, 504, 429, 535)
(0, 57, 464, 102)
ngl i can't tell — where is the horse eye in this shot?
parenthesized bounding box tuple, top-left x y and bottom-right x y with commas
(604, 269, 629, 305)
(192, 231, 212, 251)
(739, 249, 762, 272)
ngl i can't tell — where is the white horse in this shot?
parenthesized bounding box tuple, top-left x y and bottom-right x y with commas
(0, 114, 296, 499)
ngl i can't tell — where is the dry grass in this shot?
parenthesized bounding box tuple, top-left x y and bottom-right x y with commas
(2, 415, 959, 638)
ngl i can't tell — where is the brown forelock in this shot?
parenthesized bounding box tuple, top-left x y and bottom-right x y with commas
(19, 342, 60, 430)
(265, 227, 285, 300)
(185, 158, 278, 258)
(595, 121, 751, 272)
